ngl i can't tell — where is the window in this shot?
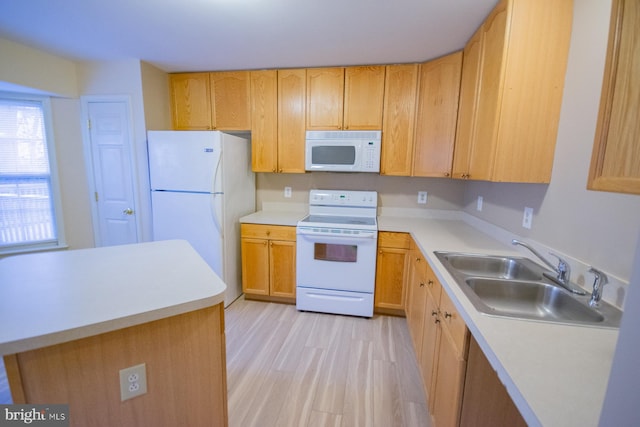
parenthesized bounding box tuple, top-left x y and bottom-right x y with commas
(0, 95, 65, 253)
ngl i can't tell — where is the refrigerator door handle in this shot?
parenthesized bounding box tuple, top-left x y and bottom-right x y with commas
(210, 193, 223, 239)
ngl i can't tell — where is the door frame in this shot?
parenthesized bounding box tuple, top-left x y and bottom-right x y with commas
(80, 95, 142, 247)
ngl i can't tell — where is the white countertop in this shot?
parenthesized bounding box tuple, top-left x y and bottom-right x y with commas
(0, 240, 226, 355)
(379, 215, 619, 427)
(240, 210, 306, 226)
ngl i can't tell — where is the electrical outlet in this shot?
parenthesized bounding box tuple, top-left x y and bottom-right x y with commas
(417, 191, 428, 204)
(119, 363, 147, 401)
(284, 186, 292, 198)
(522, 207, 533, 229)
(476, 196, 483, 211)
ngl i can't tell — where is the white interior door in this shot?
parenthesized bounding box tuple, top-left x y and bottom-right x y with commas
(85, 100, 139, 247)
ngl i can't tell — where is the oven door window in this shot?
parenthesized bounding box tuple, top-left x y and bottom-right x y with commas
(314, 242, 357, 262)
(311, 146, 356, 165)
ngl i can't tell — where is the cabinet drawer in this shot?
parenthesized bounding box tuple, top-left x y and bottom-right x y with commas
(241, 224, 296, 241)
(439, 291, 469, 358)
(378, 231, 411, 249)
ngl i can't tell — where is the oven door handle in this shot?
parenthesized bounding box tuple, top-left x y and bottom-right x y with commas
(296, 228, 377, 239)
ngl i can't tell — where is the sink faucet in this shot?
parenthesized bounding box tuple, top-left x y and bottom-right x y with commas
(511, 239, 585, 295)
(588, 267, 608, 307)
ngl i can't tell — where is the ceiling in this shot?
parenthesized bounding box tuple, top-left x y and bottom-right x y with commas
(0, 0, 498, 73)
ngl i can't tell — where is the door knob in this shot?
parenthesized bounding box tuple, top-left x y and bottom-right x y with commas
(123, 208, 134, 215)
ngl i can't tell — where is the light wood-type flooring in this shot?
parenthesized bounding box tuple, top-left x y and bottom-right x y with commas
(0, 297, 431, 426)
(226, 297, 431, 427)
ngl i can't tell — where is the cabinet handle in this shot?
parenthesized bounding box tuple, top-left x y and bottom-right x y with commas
(419, 282, 425, 288)
(263, 241, 268, 246)
(435, 319, 440, 324)
(266, 230, 271, 236)
(427, 280, 434, 286)
(416, 257, 421, 262)
(272, 168, 277, 173)
(431, 310, 438, 317)
(444, 312, 452, 319)
(444, 172, 450, 177)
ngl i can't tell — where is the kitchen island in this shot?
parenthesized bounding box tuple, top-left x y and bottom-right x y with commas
(0, 240, 228, 427)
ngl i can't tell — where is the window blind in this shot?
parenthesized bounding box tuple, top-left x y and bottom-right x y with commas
(0, 98, 57, 248)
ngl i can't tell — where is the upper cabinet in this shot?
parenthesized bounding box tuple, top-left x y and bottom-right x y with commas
(380, 64, 419, 176)
(251, 69, 306, 173)
(588, 0, 640, 195)
(170, 71, 251, 130)
(169, 73, 212, 130)
(453, 0, 574, 183)
(413, 51, 463, 178)
(306, 66, 386, 130)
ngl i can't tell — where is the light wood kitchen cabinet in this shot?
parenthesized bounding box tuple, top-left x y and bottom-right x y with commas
(453, 0, 573, 183)
(250, 70, 278, 172)
(460, 336, 527, 427)
(413, 51, 463, 178)
(374, 232, 411, 315)
(588, 0, 640, 195)
(169, 72, 212, 130)
(170, 71, 251, 130)
(380, 64, 419, 176)
(306, 66, 386, 130)
(405, 241, 470, 427)
(452, 27, 482, 180)
(277, 68, 307, 173)
(240, 224, 296, 301)
(406, 240, 429, 353)
(250, 69, 306, 173)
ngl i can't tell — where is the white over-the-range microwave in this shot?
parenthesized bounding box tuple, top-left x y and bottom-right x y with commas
(305, 130, 382, 172)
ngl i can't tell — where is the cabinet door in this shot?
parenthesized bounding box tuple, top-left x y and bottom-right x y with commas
(469, 0, 508, 181)
(250, 70, 278, 172)
(241, 237, 270, 296)
(419, 286, 441, 410)
(210, 71, 251, 130)
(460, 336, 527, 427)
(380, 64, 419, 176)
(343, 66, 386, 130)
(431, 326, 468, 427)
(169, 73, 212, 130)
(407, 249, 428, 356)
(269, 240, 296, 298)
(374, 246, 409, 311)
(278, 69, 307, 173)
(306, 67, 345, 130)
(413, 52, 463, 178)
(588, 0, 640, 194)
(452, 27, 483, 179)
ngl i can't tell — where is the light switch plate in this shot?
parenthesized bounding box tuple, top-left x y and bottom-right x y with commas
(284, 186, 292, 198)
(477, 196, 483, 211)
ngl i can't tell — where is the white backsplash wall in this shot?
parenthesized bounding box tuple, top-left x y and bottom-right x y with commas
(256, 172, 466, 212)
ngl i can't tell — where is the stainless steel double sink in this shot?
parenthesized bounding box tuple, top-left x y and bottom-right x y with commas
(434, 252, 622, 328)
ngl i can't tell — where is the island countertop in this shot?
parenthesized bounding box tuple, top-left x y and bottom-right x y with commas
(0, 239, 226, 355)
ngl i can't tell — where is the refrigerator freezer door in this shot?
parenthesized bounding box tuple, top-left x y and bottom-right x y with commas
(148, 131, 222, 193)
(151, 191, 224, 281)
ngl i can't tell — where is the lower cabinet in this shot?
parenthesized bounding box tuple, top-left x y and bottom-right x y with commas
(374, 231, 411, 315)
(459, 336, 527, 427)
(406, 238, 469, 427)
(240, 224, 296, 302)
(406, 239, 526, 426)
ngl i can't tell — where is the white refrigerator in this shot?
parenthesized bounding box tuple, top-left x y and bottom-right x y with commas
(148, 131, 255, 307)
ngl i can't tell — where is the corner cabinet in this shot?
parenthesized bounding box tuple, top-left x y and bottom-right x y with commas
(453, 0, 574, 183)
(588, 0, 640, 195)
(169, 71, 251, 131)
(306, 66, 386, 130)
(374, 232, 411, 315)
(240, 224, 296, 302)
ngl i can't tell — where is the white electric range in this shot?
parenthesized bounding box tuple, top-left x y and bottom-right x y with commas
(296, 189, 378, 317)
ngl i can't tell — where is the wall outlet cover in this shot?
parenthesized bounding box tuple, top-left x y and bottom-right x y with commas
(418, 191, 428, 204)
(284, 186, 292, 198)
(119, 363, 147, 401)
(477, 196, 483, 211)
(522, 207, 534, 229)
